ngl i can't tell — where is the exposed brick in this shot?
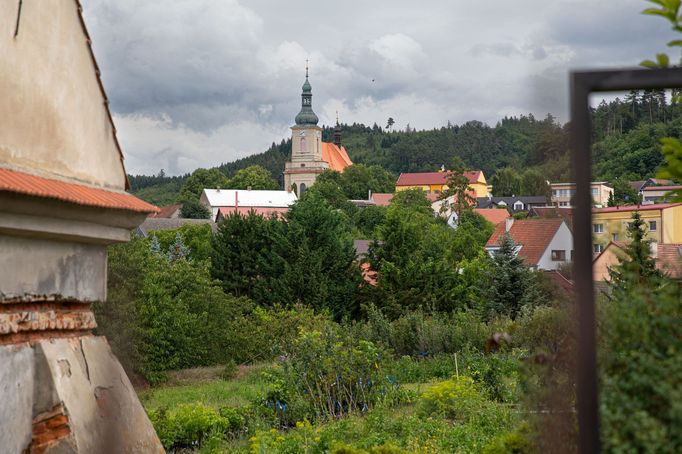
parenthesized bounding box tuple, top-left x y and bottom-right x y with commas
(27, 404, 72, 453)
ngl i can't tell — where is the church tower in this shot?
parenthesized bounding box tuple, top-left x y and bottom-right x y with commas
(284, 64, 352, 195)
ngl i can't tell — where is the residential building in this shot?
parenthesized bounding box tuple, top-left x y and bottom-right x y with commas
(283, 66, 352, 195)
(0, 1, 162, 450)
(640, 185, 682, 203)
(593, 242, 682, 281)
(591, 203, 682, 254)
(630, 178, 675, 193)
(485, 218, 574, 270)
(216, 206, 289, 221)
(149, 203, 182, 218)
(550, 182, 613, 207)
(395, 170, 489, 197)
(476, 196, 548, 213)
(370, 193, 394, 207)
(200, 188, 298, 221)
(474, 208, 511, 226)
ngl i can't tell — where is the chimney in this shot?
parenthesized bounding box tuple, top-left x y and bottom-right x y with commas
(505, 217, 514, 232)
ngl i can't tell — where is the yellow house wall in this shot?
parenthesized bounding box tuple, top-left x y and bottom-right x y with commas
(592, 210, 663, 250)
(395, 181, 488, 197)
(662, 205, 682, 243)
(0, 0, 126, 190)
(593, 247, 627, 281)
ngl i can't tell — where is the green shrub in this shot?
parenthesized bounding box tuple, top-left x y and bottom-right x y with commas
(481, 427, 534, 454)
(418, 376, 486, 422)
(220, 360, 239, 381)
(149, 403, 229, 450)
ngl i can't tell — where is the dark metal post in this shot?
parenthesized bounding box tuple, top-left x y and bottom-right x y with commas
(570, 73, 600, 454)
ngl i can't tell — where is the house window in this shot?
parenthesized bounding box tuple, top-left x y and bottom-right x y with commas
(649, 220, 657, 231)
(513, 201, 524, 211)
(593, 243, 604, 254)
(593, 223, 604, 233)
(551, 250, 566, 261)
(591, 188, 599, 197)
(559, 201, 570, 207)
(612, 233, 619, 241)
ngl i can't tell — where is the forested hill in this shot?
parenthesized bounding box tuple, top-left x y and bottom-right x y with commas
(129, 92, 682, 205)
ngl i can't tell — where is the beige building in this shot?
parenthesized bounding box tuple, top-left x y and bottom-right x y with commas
(0, 1, 162, 452)
(550, 182, 613, 207)
(283, 68, 352, 195)
(591, 203, 682, 255)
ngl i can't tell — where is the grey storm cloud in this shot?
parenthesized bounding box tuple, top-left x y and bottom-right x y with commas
(82, 0, 675, 175)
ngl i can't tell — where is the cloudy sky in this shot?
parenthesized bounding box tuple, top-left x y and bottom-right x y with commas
(83, 0, 675, 176)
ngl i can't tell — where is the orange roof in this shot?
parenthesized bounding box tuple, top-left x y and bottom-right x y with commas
(474, 208, 509, 225)
(360, 262, 378, 286)
(0, 167, 157, 213)
(371, 193, 394, 207)
(486, 218, 564, 265)
(150, 204, 182, 218)
(396, 170, 482, 186)
(321, 142, 353, 172)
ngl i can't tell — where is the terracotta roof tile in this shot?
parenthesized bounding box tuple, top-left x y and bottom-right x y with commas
(396, 171, 482, 186)
(486, 218, 564, 265)
(641, 185, 682, 191)
(0, 168, 157, 213)
(474, 208, 509, 225)
(150, 204, 182, 218)
(321, 143, 353, 172)
(371, 193, 394, 207)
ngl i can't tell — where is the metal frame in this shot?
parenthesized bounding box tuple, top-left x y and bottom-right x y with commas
(570, 67, 682, 454)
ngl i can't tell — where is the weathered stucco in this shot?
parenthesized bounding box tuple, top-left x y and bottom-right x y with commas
(0, 344, 35, 454)
(0, 0, 126, 190)
(0, 235, 107, 302)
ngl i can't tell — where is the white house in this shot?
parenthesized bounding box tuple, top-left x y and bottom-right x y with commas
(200, 188, 298, 221)
(485, 218, 574, 271)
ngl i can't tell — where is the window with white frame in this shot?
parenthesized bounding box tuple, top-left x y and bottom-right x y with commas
(593, 223, 604, 233)
(593, 243, 604, 254)
(612, 233, 619, 241)
(649, 220, 657, 231)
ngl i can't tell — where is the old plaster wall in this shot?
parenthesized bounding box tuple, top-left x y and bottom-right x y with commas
(0, 235, 106, 301)
(0, 0, 126, 190)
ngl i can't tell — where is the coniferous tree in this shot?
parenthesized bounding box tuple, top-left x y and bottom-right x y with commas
(608, 211, 661, 290)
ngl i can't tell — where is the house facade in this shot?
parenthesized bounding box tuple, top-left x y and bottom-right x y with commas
(200, 188, 297, 221)
(283, 67, 352, 195)
(550, 181, 613, 207)
(395, 170, 489, 198)
(591, 203, 682, 254)
(476, 196, 548, 213)
(485, 218, 574, 270)
(640, 185, 682, 203)
(593, 241, 682, 281)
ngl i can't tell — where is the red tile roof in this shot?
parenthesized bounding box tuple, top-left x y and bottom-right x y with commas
(474, 208, 509, 225)
(592, 203, 682, 213)
(0, 168, 157, 213)
(150, 204, 182, 218)
(321, 143, 353, 172)
(396, 171, 482, 186)
(486, 218, 564, 266)
(371, 193, 394, 207)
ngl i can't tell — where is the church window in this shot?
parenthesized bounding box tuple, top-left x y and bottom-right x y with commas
(300, 137, 306, 153)
(300, 183, 306, 195)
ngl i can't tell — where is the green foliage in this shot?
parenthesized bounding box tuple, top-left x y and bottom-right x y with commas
(599, 271, 682, 453)
(151, 223, 214, 262)
(442, 167, 476, 217)
(519, 169, 550, 198)
(608, 211, 662, 289)
(388, 189, 432, 215)
(181, 199, 211, 219)
(262, 328, 407, 426)
(149, 403, 248, 450)
(490, 168, 521, 197)
(180, 168, 230, 201)
(481, 426, 534, 454)
(659, 137, 682, 200)
(486, 234, 547, 320)
(221, 360, 239, 381)
(608, 177, 641, 206)
(353, 205, 387, 238)
(418, 376, 486, 422)
(228, 165, 279, 190)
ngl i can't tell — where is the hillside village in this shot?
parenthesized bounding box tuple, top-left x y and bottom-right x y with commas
(1, 1, 682, 454)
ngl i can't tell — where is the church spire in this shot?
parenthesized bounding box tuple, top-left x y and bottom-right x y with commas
(334, 111, 342, 146)
(295, 60, 319, 126)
